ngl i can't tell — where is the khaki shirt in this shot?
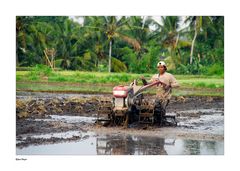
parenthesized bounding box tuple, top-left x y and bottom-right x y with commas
(150, 72, 179, 100)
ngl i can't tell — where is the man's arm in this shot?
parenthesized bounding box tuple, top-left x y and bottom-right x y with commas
(142, 78, 148, 85)
(169, 75, 180, 88)
(141, 75, 157, 85)
(140, 76, 147, 85)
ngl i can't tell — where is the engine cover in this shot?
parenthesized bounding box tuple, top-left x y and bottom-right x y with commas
(113, 85, 131, 98)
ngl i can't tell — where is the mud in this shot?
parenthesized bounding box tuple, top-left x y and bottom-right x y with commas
(16, 91, 224, 155)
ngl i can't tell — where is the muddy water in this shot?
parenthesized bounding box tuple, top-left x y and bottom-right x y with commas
(16, 131, 223, 155)
(33, 115, 96, 124)
(176, 109, 224, 135)
(16, 91, 104, 99)
(16, 111, 224, 155)
(16, 92, 224, 155)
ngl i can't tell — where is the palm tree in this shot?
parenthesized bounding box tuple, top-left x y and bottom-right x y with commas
(104, 16, 142, 72)
(123, 16, 163, 72)
(83, 16, 141, 72)
(16, 16, 33, 66)
(155, 16, 191, 66)
(81, 16, 109, 70)
(159, 17, 184, 56)
(16, 16, 72, 67)
(185, 16, 213, 64)
(127, 16, 158, 57)
(54, 19, 85, 69)
(16, 17, 51, 66)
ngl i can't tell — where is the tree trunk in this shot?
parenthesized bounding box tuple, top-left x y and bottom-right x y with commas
(175, 33, 179, 49)
(177, 48, 182, 63)
(108, 40, 112, 73)
(190, 29, 198, 65)
(16, 39, 19, 66)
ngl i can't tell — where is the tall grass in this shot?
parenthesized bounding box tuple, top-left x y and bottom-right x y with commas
(17, 69, 224, 89)
(45, 71, 140, 84)
(27, 64, 53, 81)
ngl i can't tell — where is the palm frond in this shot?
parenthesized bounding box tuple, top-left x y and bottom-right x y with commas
(117, 33, 141, 51)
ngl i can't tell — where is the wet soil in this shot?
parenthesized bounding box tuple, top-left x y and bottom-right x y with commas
(16, 92, 224, 155)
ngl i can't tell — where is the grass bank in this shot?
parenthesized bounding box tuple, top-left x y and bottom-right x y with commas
(16, 71, 224, 97)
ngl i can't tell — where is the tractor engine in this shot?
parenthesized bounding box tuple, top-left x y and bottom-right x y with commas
(112, 85, 131, 108)
(112, 85, 134, 125)
(97, 80, 177, 127)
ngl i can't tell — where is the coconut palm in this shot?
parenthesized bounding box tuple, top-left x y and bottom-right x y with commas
(122, 16, 163, 72)
(16, 16, 33, 66)
(83, 16, 141, 72)
(81, 16, 108, 69)
(184, 16, 213, 64)
(16, 16, 72, 67)
(127, 16, 158, 56)
(53, 19, 85, 69)
(155, 16, 191, 67)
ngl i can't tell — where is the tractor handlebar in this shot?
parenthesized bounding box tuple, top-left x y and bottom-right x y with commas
(133, 80, 167, 97)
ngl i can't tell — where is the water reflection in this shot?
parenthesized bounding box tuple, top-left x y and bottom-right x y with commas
(96, 134, 223, 155)
(16, 133, 223, 155)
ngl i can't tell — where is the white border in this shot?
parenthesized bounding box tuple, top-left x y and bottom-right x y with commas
(1, 0, 239, 171)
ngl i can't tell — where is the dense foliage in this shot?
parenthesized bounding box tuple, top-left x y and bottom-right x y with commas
(16, 16, 224, 76)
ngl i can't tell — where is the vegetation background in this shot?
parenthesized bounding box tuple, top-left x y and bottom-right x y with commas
(16, 16, 224, 76)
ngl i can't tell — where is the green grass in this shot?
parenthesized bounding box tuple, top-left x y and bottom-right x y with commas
(178, 78, 224, 88)
(16, 71, 141, 84)
(16, 71, 224, 96)
(16, 82, 113, 94)
(16, 82, 223, 97)
(16, 71, 224, 86)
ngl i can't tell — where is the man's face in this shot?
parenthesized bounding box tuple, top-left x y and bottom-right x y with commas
(158, 65, 165, 74)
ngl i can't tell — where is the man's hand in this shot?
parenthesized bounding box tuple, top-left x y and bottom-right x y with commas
(164, 84, 171, 91)
(140, 76, 148, 85)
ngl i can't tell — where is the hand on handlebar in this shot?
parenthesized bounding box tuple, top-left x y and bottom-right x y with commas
(164, 84, 171, 91)
(140, 76, 148, 85)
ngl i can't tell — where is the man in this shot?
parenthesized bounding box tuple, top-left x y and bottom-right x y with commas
(141, 61, 179, 112)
